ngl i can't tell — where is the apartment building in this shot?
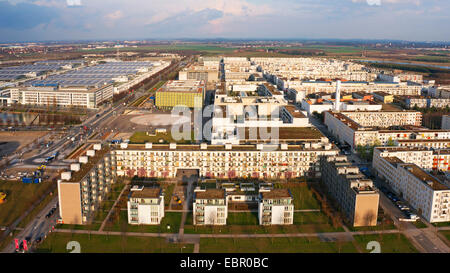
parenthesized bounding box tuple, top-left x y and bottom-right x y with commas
(258, 189, 294, 225)
(127, 186, 165, 225)
(178, 63, 220, 83)
(443, 115, 450, 130)
(373, 156, 450, 223)
(193, 188, 228, 225)
(373, 91, 394, 103)
(58, 144, 116, 225)
(373, 146, 450, 173)
(155, 80, 206, 109)
(324, 111, 424, 149)
(342, 111, 422, 128)
(9, 84, 114, 109)
(113, 142, 339, 180)
(321, 156, 379, 227)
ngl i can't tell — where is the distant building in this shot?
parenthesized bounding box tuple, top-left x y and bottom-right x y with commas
(258, 189, 294, 225)
(372, 91, 394, 103)
(9, 84, 114, 109)
(443, 115, 450, 130)
(127, 186, 165, 225)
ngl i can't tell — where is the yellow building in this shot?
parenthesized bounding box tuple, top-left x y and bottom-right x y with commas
(155, 80, 205, 109)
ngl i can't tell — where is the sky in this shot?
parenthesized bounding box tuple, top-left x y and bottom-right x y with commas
(0, 0, 448, 43)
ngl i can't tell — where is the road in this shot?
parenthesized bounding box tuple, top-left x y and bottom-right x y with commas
(0, 57, 190, 253)
(2, 197, 58, 253)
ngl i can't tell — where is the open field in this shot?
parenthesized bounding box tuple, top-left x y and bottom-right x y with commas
(0, 131, 48, 149)
(199, 237, 356, 253)
(35, 233, 194, 253)
(0, 180, 55, 226)
(353, 234, 418, 253)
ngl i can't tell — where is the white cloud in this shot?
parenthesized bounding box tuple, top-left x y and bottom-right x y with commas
(104, 10, 123, 21)
(66, 0, 81, 6)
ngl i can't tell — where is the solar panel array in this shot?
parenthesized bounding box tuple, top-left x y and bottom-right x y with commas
(25, 61, 153, 88)
(0, 60, 83, 81)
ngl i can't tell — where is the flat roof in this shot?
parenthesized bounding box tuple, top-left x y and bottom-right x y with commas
(261, 189, 292, 199)
(130, 187, 161, 198)
(402, 164, 449, 191)
(68, 147, 110, 182)
(195, 189, 225, 199)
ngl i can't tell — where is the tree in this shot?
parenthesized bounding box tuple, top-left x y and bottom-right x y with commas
(387, 137, 395, 146)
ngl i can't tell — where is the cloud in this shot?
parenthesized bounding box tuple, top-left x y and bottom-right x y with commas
(105, 10, 123, 21)
(66, 0, 81, 6)
(0, 1, 57, 30)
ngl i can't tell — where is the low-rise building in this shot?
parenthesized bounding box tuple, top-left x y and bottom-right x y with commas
(258, 189, 294, 225)
(127, 186, 165, 225)
(193, 188, 228, 225)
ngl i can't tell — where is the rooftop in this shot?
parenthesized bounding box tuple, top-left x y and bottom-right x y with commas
(129, 187, 162, 199)
(195, 189, 226, 200)
(260, 189, 293, 199)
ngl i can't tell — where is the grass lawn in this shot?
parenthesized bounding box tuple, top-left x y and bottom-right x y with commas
(184, 211, 344, 234)
(439, 231, 450, 243)
(0, 180, 55, 226)
(274, 183, 320, 210)
(104, 210, 181, 233)
(162, 183, 175, 208)
(199, 237, 357, 253)
(129, 131, 194, 144)
(17, 187, 58, 228)
(432, 222, 450, 227)
(227, 212, 259, 225)
(353, 234, 418, 253)
(35, 233, 194, 253)
(413, 220, 428, 229)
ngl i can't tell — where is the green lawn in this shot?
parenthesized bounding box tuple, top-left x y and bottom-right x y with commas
(353, 234, 418, 253)
(129, 131, 194, 144)
(227, 212, 259, 225)
(35, 233, 193, 253)
(0, 180, 55, 226)
(184, 211, 344, 234)
(413, 220, 428, 229)
(433, 222, 450, 227)
(274, 183, 321, 210)
(439, 231, 450, 243)
(199, 237, 357, 253)
(104, 210, 181, 234)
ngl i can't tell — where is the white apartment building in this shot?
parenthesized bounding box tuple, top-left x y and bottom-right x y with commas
(373, 146, 450, 172)
(193, 188, 228, 225)
(113, 142, 339, 180)
(127, 186, 165, 225)
(373, 156, 450, 223)
(258, 189, 294, 225)
(325, 111, 424, 149)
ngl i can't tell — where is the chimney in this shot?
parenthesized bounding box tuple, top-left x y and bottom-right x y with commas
(334, 80, 341, 111)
